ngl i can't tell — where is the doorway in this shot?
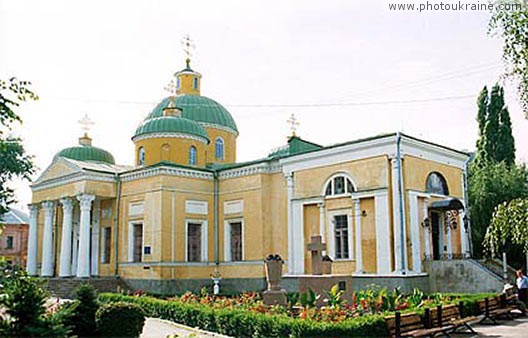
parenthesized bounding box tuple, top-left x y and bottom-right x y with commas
(431, 212, 441, 260)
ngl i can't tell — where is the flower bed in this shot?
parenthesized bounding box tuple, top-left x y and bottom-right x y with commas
(99, 287, 494, 337)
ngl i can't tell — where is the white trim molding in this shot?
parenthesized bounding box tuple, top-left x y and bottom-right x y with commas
(223, 218, 244, 262)
(199, 122, 239, 136)
(121, 166, 214, 182)
(218, 161, 282, 179)
(132, 132, 209, 144)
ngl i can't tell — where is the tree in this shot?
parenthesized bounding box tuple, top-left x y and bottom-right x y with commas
(489, 0, 528, 117)
(497, 103, 516, 166)
(468, 162, 528, 257)
(0, 77, 37, 216)
(474, 86, 489, 167)
(485, 198, 528, 258)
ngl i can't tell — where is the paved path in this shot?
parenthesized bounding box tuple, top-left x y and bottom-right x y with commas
(141, 318, 231, 338)
(451, 315, 528, 338)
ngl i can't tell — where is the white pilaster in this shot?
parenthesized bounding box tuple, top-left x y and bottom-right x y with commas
(408, 192, 422, 273)
(40, 201, 55, 277)
(318, 203, 325, 239)
(285, 172, 294, 274)
(422, 198, 431, 260)
(460, 210, 469, 258)
(76, 194, 94, 277)
(446, 222, 453, 259)
(71, 208, 79, 275)
(91, 199, 101, 276)
(59, 198, 74, 277)
(353, 198, 363, 273)
(390, 157, 408, 274)
(26, 204, 39, 275)
(375, 192, 391, 274)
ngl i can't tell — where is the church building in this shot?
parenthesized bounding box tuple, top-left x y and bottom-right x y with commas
(28, 56, 471, 293)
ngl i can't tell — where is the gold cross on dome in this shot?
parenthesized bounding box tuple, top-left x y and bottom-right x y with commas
(287, 113, 300, 136)
(78, 113, 95, 135)
(164, 79, 177, 94)
(181, 35, 195, 60)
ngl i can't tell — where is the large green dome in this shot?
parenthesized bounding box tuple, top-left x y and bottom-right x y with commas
(133, 116, 210, 143)
(55, 144, 115, 164)
(146, 95, 238, 134)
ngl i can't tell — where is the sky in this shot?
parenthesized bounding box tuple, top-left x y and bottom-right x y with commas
(1, 0, 527, 212)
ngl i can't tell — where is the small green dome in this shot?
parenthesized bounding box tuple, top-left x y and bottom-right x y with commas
(146, 95, 238, 134)
(55, 145, 115, 164)
(133, 116, 210, 142)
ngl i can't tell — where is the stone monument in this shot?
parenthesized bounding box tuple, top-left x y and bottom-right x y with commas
(262, 254, 287, 306)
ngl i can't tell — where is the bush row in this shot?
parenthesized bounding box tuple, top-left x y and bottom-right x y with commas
(98, 293, 387, 338)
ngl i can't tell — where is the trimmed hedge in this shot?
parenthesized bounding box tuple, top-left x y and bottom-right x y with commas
(98, 294, 387, 337)
(96, 301, 145, 337)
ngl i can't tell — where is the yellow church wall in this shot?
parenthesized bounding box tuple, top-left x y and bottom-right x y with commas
(261, 172, 288, 266)
(403, 156, 463, 198)
(176, 73, 200, 96)
(98, 199, 116, 277)
(134, 137, 207, 167)
(361, 198, 377, 273)
(294, 155, 389, 198)
(204, 128, 237, 164)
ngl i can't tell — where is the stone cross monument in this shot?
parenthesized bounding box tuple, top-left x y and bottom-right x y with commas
(307, 235, 326, 275)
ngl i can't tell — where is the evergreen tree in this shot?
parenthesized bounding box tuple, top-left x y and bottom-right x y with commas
(497, 104, 516, 166)
(483, 84, 502, 162)
(475, 86, 489, 167)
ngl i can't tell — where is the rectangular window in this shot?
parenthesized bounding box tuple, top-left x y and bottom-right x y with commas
(133, 224, 143, 262)
(102, 227, 111, 264)
(334, 176, 345, 194)
(229, 221, 243, 261)
(334, 215, 349, 259)
(6, 236, 14, 249)
(187, 223, 202, 262)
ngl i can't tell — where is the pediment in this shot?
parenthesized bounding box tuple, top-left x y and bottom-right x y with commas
(34, 157, 83, 185)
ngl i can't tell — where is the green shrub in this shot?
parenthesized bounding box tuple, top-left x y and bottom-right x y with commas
(62, 284, 100, 337)
(96, 302, 145, 337)
(98, 293, 387, 337)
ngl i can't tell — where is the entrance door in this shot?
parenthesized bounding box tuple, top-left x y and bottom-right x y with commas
(431, 212, 441, 260)
(133, 224, 143, 262)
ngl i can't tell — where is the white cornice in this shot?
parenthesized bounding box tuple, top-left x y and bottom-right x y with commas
(132, 132, 209, 144)
(120, 166, 214, 182)
(199, 122, 239, 136)
(218, 161, 282, 179)
(400, 137, 468, 169)
(32, 172, 116, 192)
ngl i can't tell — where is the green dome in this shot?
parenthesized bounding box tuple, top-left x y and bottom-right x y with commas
(133, 116, 210, 142)
(55, 145, 115, 164)
(146, 95, 238, 134)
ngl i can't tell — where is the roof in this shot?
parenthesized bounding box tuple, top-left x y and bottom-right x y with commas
(429, 198, 465, 211)
(145, 95, 238, 134)
(133, 116, 210, 143)
(268, 136, 323, 160)
(55, 144, 115, 165)
(0, 208, 29, 225)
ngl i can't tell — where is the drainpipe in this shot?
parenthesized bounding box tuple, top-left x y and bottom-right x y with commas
(214, 171, 219, 266)
(114, 173, 122, 277)
(396, 132, 406, 273)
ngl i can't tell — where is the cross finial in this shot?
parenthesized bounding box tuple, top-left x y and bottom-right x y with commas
(181, 35, 195, 65)
(78, 113, 94, 136)
(164, 79, 177, 94)
(287, 113, 300, 136)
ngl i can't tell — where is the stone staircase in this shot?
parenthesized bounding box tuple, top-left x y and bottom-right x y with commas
(43, 277, 129, 299)
(477, 258, 517, 283)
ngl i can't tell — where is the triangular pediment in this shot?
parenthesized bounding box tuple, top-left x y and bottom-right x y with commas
(33, 157, 83, 185)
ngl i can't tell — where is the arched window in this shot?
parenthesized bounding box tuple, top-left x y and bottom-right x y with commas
(426, 172, 449, 195)
(138, 147, 145, 166)
(161, 143, 170, 161)
(193, 77, 198, 90)
(324, 175, 355, 196)
(215, 137, 224, 160)
(189, 146, 197, 165)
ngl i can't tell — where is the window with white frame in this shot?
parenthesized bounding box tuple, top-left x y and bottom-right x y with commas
(128, 222, 143, 262)
(101, 227, 111, 264)
(138, 147, 146, 166)
(186, 220, 207, 262)
(193, 77, 199, 89)
(189, 146, 197, 165)
(224, 220, 243, 262)
(215, 137, 224, 160)
(334, 215, 350, 259)
(325, 175, 355, 196)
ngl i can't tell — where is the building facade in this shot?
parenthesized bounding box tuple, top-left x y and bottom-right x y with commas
(0, 208, 29, 267)
(28, 59, 471, 293)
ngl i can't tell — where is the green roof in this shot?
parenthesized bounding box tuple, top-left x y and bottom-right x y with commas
(268, 136, 323, 160)
(146, 95, 238, 134)
(55, 145, 115, 164)
(133, 116, 210, 142)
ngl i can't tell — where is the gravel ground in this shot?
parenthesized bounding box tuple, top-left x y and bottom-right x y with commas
(140, 318, 232, 338)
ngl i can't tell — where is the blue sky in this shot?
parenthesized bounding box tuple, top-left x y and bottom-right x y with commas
(1, 0, 527, 211)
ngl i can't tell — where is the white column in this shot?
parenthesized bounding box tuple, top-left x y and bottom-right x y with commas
(375, 192, 391, 274)
(71, 211, 79, 275)
(40, 201, 55, 277)
(91, 199, 101, 276)
(446, 220, 453, 259)
(408, 192, 422, 273)
(285, 172, 294, 274)
(422, 198, 431, 260)
(318, 202, 325, 239)
(390, 157, 408, 274)
(76, 194, 94, 277)
(353, 198, 363, 273)
(26, 204, 39, 275)
(58, 198, 74, 277)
